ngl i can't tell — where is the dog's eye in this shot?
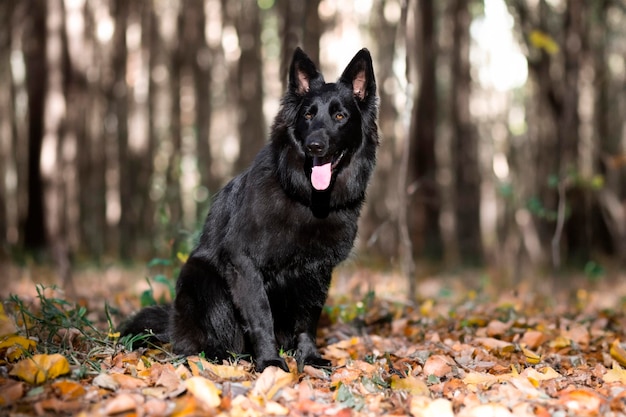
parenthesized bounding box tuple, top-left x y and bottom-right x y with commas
(304, 112, 313, 120)
(335, 113, 345, 121)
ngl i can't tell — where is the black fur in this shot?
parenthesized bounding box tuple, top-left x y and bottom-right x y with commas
(121, 48, 378, 372)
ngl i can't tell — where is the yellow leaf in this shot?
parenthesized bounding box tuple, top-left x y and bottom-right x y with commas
(0, 304, 17, 337)
(604, 361, 626, 384)
(522, 347, 542, 365)
(9, 354, 70, 384)
(549, 335, 571, 349)
(185, 376, 221, 408)
(177, 252, 189, 264)
(0, 335, 37, 361)
(610, 339, 626, 367)
(419, 299, 434, 316)
(529, 30, 560, 54)
(390, 374, 429, 396)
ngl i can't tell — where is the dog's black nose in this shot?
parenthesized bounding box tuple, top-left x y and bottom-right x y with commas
(306, 141, 326, 156)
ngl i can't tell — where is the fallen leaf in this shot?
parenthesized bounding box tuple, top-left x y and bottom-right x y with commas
(185, 376, 221, 408)
(0, 335, 37, 361)
(610, 339, 626, 367)
(110, 372, 147, 389)
(558, 388, 605, 414)
(474, 337, 514, 352)
(603, 361, 626, 384)
(422, 354, 453, 378)
(51, 380, 86, 399)
(521, 347, 542, 365)
(390, 374, 429, 396)
(252, 366, 294, 400)
(459, 403, 515, 417)
(103, 392, 142, 415)
(9, 353, 70, 384)
(0, 378, 24, 406)
(410, 397, 455, 417)
(93, 373, 119, 391)
(519, 330, 547, 349)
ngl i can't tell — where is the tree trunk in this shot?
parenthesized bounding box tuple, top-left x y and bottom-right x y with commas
(451, 0, 482, 265)
(277, 0, 322, 87)
(23, 0, 48, 254)
(233, 2, 265, 173)
(408, 0, 442, 261)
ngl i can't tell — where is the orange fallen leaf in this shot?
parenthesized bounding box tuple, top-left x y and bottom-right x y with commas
(9, 353, 70, 384)
(185, 376, 221, 408)
(0, 378, 24, 406)
(422, 355, 453, 378)
(110, 372, 147, 389)
(558, 388, 605, 414)
(519, 330, 548, 349)
(52, 380, 86, 399)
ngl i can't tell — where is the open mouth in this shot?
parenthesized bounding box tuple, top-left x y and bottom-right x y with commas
(310, 151, 345, 191)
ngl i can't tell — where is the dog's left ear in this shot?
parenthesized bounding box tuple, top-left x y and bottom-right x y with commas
(340, 49, 376, 101)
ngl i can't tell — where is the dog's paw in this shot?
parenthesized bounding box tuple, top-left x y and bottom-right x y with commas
(256, 357, 289, 373)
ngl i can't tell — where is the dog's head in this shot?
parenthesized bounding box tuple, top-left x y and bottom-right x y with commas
(281, 48, 378, 192)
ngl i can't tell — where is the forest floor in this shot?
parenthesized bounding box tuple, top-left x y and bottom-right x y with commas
(1, 262, 626, 416)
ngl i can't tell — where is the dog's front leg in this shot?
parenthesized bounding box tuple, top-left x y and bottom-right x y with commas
(227, 257, 288, 373)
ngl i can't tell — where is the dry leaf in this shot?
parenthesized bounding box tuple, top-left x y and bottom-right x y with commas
(521, 347, 542, 365)
(103, 392, 142, 415)
(110, 372, 147, 389)
(0, 378, 24, 406)
(603, 361, 626, 384)
(252, 366, 294, 400)
(52, 380, 86, 399)
(459, 403, 515, 417)
(558, 389, 605, 414)
(185, 376, 221, 408)
(9, 353, 70, 384)
(610, 339, 626, 367)
(390, 374, 429, 396)
(0, 335, 37, 361)
(410, 397, 455, 417)
(519, 330, 547, 349)
(93, 373, 119, 391)
(423, 355, 453, 377)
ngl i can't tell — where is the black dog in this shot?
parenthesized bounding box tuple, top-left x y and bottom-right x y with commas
(121, 48, 378, 372)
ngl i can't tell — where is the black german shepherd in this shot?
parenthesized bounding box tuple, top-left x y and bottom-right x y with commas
(121, 48, 378, 372)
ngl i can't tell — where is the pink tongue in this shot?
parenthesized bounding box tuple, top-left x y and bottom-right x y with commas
(311, 163, 332, 190)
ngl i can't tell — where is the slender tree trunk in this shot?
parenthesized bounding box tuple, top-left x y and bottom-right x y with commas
(112, 0, 132, 260)
(409, 0, 442, 261)
(451, 0, 482, 265)
(233, 2, 265, 173)
(23, 0, 48, 254)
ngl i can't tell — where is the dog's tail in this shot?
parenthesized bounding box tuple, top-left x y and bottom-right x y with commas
(119, 304, 171, 345)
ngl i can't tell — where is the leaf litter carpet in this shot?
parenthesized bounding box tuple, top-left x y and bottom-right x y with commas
(1, 267, 626, 416)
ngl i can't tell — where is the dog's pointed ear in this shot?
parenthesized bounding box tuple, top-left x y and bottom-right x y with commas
(289, 47, 324, 95)
(339, 49, 376, 101)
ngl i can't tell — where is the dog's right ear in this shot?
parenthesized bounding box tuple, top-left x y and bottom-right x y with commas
(289, 48, 324, 95)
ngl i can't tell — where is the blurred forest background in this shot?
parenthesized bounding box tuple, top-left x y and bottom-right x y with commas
(1, 0, 625, 293)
